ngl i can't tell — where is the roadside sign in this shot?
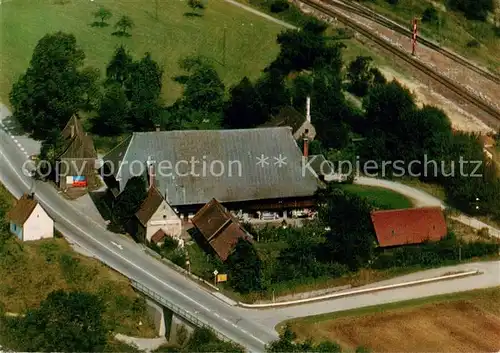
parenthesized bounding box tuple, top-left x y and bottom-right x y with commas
(213, 269, 218, 276)
(217, 274, 227, 282)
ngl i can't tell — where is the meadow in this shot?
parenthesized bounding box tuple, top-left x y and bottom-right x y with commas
(285, 286, 500, 352)
(0, 0, 283, 104)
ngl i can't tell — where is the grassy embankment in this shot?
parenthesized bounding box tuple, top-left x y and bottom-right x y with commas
(359, 0, 500, 74)
(0, 184, 157, 342)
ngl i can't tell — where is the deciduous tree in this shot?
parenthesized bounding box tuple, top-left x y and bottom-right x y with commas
(93, 7, 112, 26)
(113, 176, 147, 223)
(9, 32, 98, 140)
(448, 0, 494, 21)
(267, 18, 343, 75)
(106, 45, 134, 87)
(92, 83, 130, 136)
(125, 53, 163, 131)
(226, 238, 263, 294)
(2, 290, 106, 352)
(316, 185, 376, 270)
(347, 56, 386, 97)
(114, 15, 134, 36)
(224, 77, 265, 128)
(176, 56, 225, 114)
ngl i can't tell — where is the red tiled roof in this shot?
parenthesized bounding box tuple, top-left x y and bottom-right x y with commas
(192, 198, 251, 261)
(370, 207, 447, 247)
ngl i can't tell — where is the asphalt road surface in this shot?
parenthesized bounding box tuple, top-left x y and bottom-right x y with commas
(0, 105, 499, 352)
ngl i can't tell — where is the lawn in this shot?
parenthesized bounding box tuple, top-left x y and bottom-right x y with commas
(358, 0, 500, 73)
(284, 286, 500, 352)
(339, 184, 414, 209)
(0, 0, 283, 105)
(0, 184, 157, 338)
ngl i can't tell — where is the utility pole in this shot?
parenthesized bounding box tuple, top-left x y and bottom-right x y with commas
(222, 25, 227, 67)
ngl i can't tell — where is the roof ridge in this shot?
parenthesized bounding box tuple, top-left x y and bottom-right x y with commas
(113, 135, 134, 178)
(371, 207, 443, 214)
(133, 127, 292, 134)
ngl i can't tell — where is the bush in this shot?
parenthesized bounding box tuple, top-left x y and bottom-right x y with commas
(371, 236, 498, 270)
(270, 0, 290, 13)
(167, 249, 188, 268)
(422, 6, 439, 24)
(447, 0, 494, 21)
(162, 236, 179, 253)
(386, 0, 399, 5)
(466, 39, 481, 48)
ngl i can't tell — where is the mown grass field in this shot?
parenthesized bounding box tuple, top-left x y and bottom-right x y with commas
(339, 184, 414, 209)
(284, 286, 500, 352)
(360, 0, 500, 73)
(0, 184, 156, 338)
(0, 0, 283, 104)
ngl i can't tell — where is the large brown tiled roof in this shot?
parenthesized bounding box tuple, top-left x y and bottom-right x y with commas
(191, 198, 250, 261)
(59, 115, 97, 176)
(6, 194, 38, 225)
(370, 207, 447, 247)
(135, 187, 165, 227)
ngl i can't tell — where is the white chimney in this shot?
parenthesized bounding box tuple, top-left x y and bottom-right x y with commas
(148, 163, 155, 189)
(306, 96, 311, 123)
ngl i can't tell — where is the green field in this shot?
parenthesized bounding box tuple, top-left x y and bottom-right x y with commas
(282, 286, 500, 352)
(0, 0, 283, 104)
(339, 184, 413, 209)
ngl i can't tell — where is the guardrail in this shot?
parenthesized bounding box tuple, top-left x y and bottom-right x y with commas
(130, 280, 233, 343)
(238, 270, 480, 308)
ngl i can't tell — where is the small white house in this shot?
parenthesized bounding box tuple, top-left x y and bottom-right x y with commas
(135, 186, 182, 245)
(6, 193, 54, 241)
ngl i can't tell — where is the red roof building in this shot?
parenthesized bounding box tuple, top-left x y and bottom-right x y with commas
(370, 207, 447, 247)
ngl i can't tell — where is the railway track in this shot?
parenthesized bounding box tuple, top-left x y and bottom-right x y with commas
(298, 0, 500, 124)
(326, 0, 500, 85)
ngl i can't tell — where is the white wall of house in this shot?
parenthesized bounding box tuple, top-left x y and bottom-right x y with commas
(22, 204, 54, 241)
(146, 200, 182, 242)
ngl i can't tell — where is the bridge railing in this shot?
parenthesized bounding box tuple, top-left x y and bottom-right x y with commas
(130, 280, 233, 343)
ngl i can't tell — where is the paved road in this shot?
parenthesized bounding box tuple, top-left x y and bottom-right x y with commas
(0, 110, 277, 352)
(0, 104, 499, 351)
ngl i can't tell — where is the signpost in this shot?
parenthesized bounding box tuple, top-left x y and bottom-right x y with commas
(213, 269, 218, 286)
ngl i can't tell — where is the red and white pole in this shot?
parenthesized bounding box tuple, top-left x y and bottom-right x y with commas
(411, 18, 418, 56)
